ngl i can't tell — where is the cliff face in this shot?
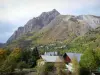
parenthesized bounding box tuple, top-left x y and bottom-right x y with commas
(7, 9, 60, 43)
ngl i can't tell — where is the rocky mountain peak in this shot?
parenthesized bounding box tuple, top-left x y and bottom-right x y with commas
(40, 9, 60, 17)
(7, 9, 60, 43)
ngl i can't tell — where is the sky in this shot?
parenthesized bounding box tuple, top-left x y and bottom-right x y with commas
(0, 0, 100, 43)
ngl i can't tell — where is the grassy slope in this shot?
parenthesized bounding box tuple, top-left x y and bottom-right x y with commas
(6, 25, 100, 54)
(67, 27, 100, 53)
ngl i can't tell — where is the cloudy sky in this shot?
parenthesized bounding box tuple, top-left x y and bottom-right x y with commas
(0, 0, 100, 43)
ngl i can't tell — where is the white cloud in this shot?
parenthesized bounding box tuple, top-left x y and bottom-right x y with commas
(0, 0, 100, 23)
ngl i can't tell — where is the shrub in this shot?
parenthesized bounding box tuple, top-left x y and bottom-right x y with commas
(36, 59, 55, 75)
(36, 59, 46, 75)
(17, 61, 29, 71)
(54, 56, 66, 75)
(45, 63, 54, 72)
(72, 57, 80, 75)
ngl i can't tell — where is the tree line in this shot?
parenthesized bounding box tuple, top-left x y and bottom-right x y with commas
(0, 47, 40, 73)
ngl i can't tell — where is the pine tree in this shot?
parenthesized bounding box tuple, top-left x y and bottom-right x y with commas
(31, 47, 40, 67)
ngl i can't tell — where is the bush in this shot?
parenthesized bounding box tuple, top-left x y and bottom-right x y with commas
(72, 57, 80, 75)
(45, 63, 54, 72)
(80, 68, 90, 75)
(54, 57, 66, 75)
(17, 61, 29, 71)
(36, 59, 46, 75)
(36, 59, 55, 75)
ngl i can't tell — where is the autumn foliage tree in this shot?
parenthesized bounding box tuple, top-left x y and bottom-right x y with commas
(0, 48, 21, 72)
(0, 48, 7, 66)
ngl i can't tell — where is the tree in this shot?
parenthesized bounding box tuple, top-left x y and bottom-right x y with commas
(72, 57, 80, 75)
(80, 49, 97, 74)
(20, 50, 31, 63)
(19, 47, 40, 68)
(36, 59, 46, 75)
(0, 48, 21, 72)
(55, 56, 66, 75)
(17, 61, 28, 71)
(32, 47, 40, 59)
(31, 47, 40, 67)
(0, 48, 7, 66)
(36, 59, 54, 75)
(94, 47, 100, 69)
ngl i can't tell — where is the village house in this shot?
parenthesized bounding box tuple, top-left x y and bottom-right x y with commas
(63, 53, 82, 72)
(40, 52, 82, 72)
(41, 52, 63, 63)
(63, 53, 82, 63)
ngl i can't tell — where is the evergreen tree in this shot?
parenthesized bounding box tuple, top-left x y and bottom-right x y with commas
(31, 47, 40, 67)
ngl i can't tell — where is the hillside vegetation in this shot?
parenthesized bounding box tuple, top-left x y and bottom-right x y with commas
(5, 27, 100, 55)
(67, 27, 100, 53)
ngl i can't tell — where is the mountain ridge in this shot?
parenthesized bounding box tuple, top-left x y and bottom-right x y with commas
(7, 9, 60, 43)
(0, 43, 5, 48)
(6, 9, 100, 49)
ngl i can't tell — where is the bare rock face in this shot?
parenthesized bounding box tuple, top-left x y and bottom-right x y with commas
(7, 9, 100, 44)
(37, 15, 100, 43)
(76, 15, 100, 28)
(7, 9, 60, 43)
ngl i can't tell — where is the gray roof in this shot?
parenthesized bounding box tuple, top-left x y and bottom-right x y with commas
(66, 53, 82, 62)
(44, 52, 58, 56)
(41, 55, 63, 62)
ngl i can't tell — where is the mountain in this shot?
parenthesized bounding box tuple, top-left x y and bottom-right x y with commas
(7, 9, 60, 43)
(66, 27, 100, 53)
(34, 15, 100, 44)
(0, 43, 5, 48)
(6, 9, 100, 50)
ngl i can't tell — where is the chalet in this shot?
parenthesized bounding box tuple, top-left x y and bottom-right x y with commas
(63, 53, 82, 72)
(63, 53, 82, 63)
(41, 52, 82, 63)
(40, 52, 82, 72)
(41, 55, 63, 62)
(41, 52, 63, 63)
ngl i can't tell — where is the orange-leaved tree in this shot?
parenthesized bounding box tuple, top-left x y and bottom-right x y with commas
(0, 48, 7, 66)
(0, 48, 21, 72)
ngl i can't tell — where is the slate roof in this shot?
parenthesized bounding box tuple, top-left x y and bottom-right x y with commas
(41, 55, 63, 62)
(41, 52, 81, 62)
